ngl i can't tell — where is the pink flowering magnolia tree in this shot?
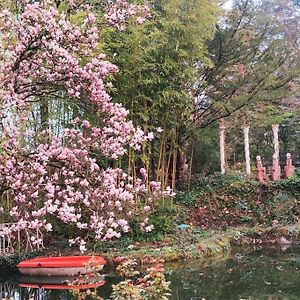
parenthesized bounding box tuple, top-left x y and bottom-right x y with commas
(0, 0, 171, 252)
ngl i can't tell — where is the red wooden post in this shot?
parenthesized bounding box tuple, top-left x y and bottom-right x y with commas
(271, 154, 281, 181)
(256, 156, 266, 184)
(284, 153, 295, 178)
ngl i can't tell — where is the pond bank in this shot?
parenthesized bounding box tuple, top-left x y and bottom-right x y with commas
(1, 223, 300, 271)
(104, 224, 300, 264)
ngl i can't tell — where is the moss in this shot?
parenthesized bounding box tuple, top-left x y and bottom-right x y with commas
(103, 224, 300, 266)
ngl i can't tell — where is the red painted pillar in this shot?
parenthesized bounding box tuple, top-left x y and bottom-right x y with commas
(256, 156, 266, 184)
(271, 154, 281, 181)
(284, 153, 295, 178)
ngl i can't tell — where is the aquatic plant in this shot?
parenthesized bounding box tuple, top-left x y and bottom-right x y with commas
(111, 259, 171, 300)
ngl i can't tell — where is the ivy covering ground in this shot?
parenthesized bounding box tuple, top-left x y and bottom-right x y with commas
(176, 173, 300, 229)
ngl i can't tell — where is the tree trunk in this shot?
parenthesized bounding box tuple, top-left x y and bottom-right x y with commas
(272, 124, 280, 160)
(219, 119, 226, 174)
(40, 101, 49, 132)
(243, 125, 251, 176)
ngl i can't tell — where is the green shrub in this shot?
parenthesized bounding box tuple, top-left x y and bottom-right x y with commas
(94, 236, 133, 253)
(0, 250, 41, 271)
(148, 206, 176, 236)
(191, 173, 245, 191)
(175, 191, 197, 207)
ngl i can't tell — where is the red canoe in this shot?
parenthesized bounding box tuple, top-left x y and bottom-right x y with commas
(17, 256, 106, 276)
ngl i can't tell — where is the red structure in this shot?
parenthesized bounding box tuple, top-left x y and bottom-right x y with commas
(256, 156, 266, 184)
(284, 153, 295, 178)
(271, 154, 281, 181)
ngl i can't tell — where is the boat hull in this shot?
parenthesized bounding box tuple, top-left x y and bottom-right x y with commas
(18, 265, 104, 276)
(17, 256, 106, 276)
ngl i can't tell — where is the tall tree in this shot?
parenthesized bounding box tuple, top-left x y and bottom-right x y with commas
(103, 0, 219, 187)
(195, 0, 300, 128)
(0, 0, 169, 252)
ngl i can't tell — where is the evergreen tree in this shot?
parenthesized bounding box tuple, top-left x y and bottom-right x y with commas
(195, 0, 300, 128)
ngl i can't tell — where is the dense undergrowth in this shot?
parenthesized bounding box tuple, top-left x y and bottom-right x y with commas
(3, 171, 300, 268)
(91, 172, 300, 253)
(177, 172, 300, 230)
(3, 173, 299, 257)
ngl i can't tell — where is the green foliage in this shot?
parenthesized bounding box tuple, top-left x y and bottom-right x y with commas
(129, 205, 177, 241)
(93, 205, 176, 251)
(192, 173, 246, 190)
(272, 174, 300, 191)
(195, 0, 300, 128)
(94, 236, 134, 253)
(111, 259, 171, 300)
(0, 250, 41, 270)
(175, 191, 198, 207)
(178, 173, 300, 229)
(148, 206, 176, 236)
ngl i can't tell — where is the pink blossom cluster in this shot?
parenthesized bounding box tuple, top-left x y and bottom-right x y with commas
(0, 3, 97, 108)
(104, 0, 151, 30)
(0, 121, 167, 251)
(0, 2, 150, 156)
(0, 1, 172, 252)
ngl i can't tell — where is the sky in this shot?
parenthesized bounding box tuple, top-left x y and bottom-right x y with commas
(222, 0, 233, 10)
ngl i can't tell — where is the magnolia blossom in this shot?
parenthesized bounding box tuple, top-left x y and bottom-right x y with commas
(104, 0, 151, 30)
(0, 0, 174, 253)
(143, 206, 151, 212)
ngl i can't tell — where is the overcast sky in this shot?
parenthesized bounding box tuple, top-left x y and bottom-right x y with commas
(223, 0, 233, 10)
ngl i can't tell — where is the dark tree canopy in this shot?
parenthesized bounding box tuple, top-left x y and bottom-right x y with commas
(194, 0, 300, 128)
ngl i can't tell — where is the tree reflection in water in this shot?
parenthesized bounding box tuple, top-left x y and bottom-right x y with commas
(166, 246, 300, 300)
(3, 247, 300, 299)
(0, 272, 105, 300)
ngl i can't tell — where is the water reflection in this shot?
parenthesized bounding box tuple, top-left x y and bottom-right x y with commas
(0, 273, 105, 300)
(3, 247, 300, 299)
(167, 246, 300, 300)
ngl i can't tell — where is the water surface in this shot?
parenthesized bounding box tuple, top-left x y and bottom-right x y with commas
(167, 246, 300, 299)
(1, 246, 300, 299)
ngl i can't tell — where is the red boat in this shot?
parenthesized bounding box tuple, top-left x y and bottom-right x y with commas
(17, 256, 106, 276)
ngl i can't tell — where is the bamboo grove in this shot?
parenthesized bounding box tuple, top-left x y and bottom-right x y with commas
(2, 0, 300, 195)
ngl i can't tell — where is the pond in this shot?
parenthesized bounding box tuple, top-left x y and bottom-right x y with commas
(1, 246, 300, 299)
